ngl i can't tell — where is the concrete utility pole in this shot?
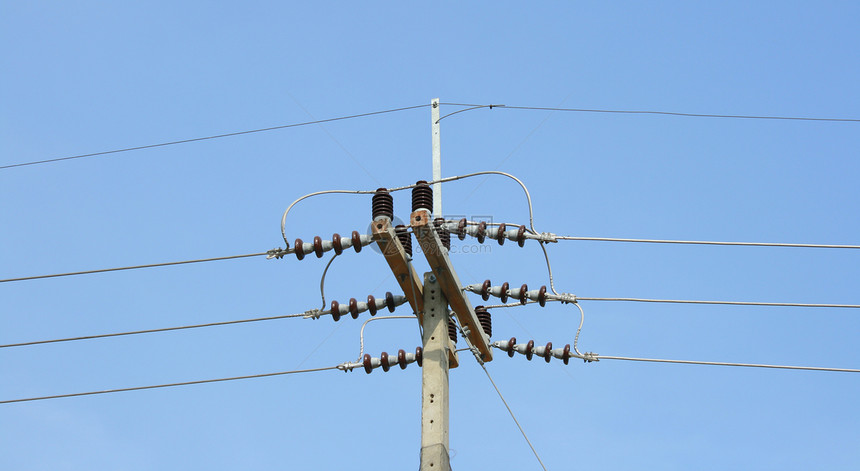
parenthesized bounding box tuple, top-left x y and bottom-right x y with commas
(419, 272, 451, 471)
(369, 100, 496, 469)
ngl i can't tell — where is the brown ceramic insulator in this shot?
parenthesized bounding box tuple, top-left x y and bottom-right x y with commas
(519, 283, 529, 305)
(457, 218, 468, 240)
(538, 285, 547, 307)
(349, 298, 359, 319)
(415, 347, 423, 367)
(313, 236, 324, 258)
(411, 180, 433, 212)
(380, 351, 391, 372)
(562, 344, 571, 365)
(398, 349, 408, 369)
(330, 300, 341, 322)
(363, 353, 373, 374)
(332, 233, 343, 255)
(543, 342, 553, 363)
(366, 295, 377, 316)
(496, 223, 506, 246)
(525, 339, 535, 361)
(447, 319, 457, 344)
(507, 337, 517, 358)
(351, 230, 362, 253)
(434, 218, 450, 251)
(481, 279, 492, 301)
(476, 221, 487, 243)
(395, 225, 412, 257)
(372, 188, 394, 221)
(475, 305, 492, 337)
(294, 238, 305, 260)
(516, 226, 526, 247)
(385, 291, 395, 312)
(499, 282, 510, 303)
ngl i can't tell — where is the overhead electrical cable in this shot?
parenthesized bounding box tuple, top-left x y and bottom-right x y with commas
(596, 355, 860, 373)
(280, 170, 537, 247)
(0, 366, 339, 404)
(479, 362, 547, 471)
(576, 297, 860, 309)
(499, 104, 860, 122)
(556, 235, 860, 250)
(454, 319, 547, 471)
(0, 312, 308, 349)
(465, 288, 860, 309)
(0, 251, 272, 283)
(6, 101, 857, 171)
(2, 103, 457, 170)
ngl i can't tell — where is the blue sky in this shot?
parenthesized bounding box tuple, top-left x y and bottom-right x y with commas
(2, 2, 859, 470)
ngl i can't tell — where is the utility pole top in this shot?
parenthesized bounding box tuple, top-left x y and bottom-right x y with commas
(431, 98, 442, 219)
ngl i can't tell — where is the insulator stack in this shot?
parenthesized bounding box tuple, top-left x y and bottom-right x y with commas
(434, 217, 451, 251)
(327, 291, 403, 321)
(372, 188, 394, 221)
(475, 305, 492, 337)
(411, 180, 433, 213)
(336, 347, 423, 373)
(492, 339, 577, 365)
(395, 224, 412, 257)
(447, 318, 458, 344)
(293, 231, 374, 260)
(448, 219, 532, 247)
(466, 281, 555, 306)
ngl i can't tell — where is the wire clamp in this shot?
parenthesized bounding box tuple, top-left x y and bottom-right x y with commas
(303, 309, 323, 320)
(538, 232, 558, 243)
(557, 292, 577, 304)
(582, 352, 599, 363)
(337, 361, 359, 372)
(266, 247, 289, 259)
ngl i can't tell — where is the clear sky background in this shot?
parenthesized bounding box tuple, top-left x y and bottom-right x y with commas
(2, 2, 859, 470)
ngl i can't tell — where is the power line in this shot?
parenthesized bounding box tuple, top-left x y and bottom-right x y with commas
(1, 104, 433, 170)
(0, 312, 308, 348)
(466, 290, 860, 310)
(500, 104, 860, 123)
(556, 235, 860, 250)
(576, 297, 860, 309)
(479, 362, 547, 471)
(6, 102, 857, 171)
(597, 355, 860, 373)
(0, 365, 338, 404)
(0, 251, 271, 283)
(455, 318, 547, 471)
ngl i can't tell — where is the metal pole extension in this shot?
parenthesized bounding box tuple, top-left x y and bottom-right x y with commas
(431, 98, 442, 219)
(420, 272, 451, 471)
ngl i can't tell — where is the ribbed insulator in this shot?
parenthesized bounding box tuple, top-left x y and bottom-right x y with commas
(475, 305, 492, 337)
(411, 180, 433, 212)
(447, 318, 457, 344)
(372, 188, 394, 221)
(395, 224, 412, 257)
(433, 218, 451, 251)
